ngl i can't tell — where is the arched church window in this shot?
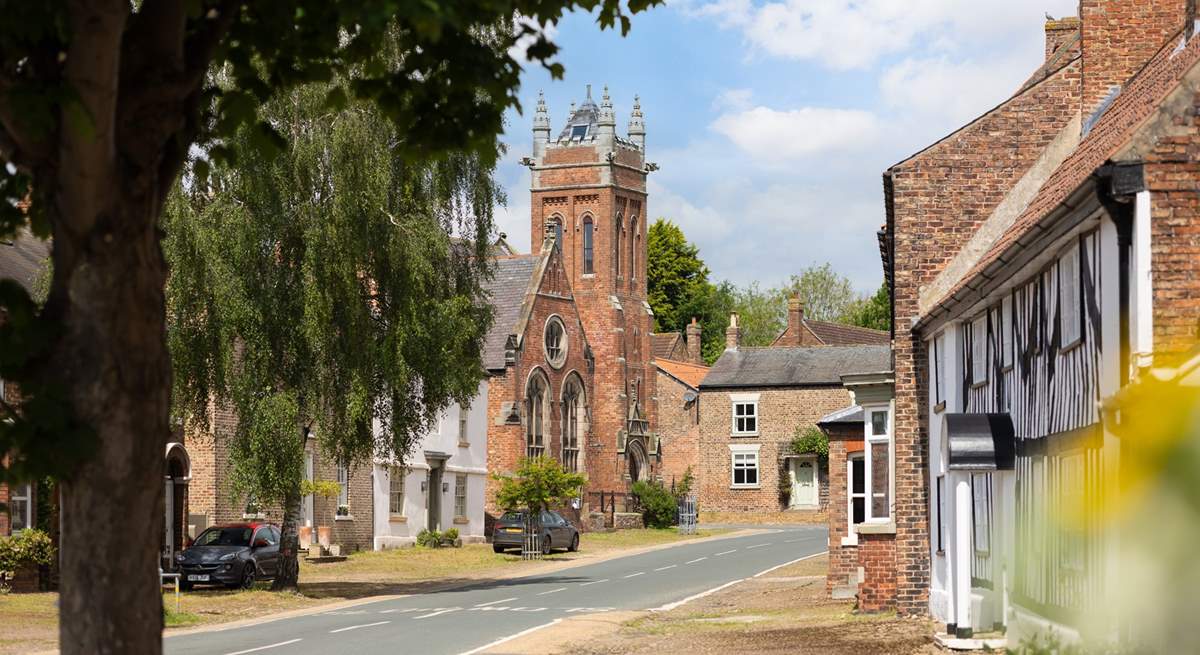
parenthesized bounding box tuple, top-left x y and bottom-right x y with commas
(544, 316, 567, 368)
(551, 216, 563, 252)
(615, 213, 623, 280)
(561, 376, 585, 473)
(526, 372, 548, 458)
(629, 215, 638, 287)
(582, 217, 594, 275)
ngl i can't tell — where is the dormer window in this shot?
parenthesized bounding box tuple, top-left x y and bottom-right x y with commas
(570, 124, 588, 140)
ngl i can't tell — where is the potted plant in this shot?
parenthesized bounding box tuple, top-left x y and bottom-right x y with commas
(242, 498, 264, 519)
(300, 479, 342, 549)
(298, 525, 312, 546)
(336, 504, 350, 518)
(441, 528, 462, 548)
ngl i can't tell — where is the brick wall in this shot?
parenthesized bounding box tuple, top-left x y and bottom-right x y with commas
(1080, 0, 1189, 114)
(655, 369, 699, 487)
(1045, 17, 1081, 61)
(858, 532, 898, 612)
(697, 385, 850, 513)
(886, 56, 1081, 615)
(1143, 89, 1200, 356)
(824, 423, 862, 596)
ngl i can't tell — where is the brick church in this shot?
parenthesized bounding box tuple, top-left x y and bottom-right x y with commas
(483, 85, 661, 521)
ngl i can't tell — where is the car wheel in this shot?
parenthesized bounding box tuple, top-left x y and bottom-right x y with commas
(541, 535, 552, 555)
(493, 545, 505, 554)
(180, 581, 194, 592)
(569, 533, 579, 552)
(239, 564, 256, 590)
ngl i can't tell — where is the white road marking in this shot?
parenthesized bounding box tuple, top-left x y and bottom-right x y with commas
(458, 618, 563, 655)
(579, 578, 608, 586)
(414, 608, 461, 619)
(329, 620, 391, 633)
(714, 549, 737, 556)
(686, 557, 707, 564)
(623, 571, 645, 578)
(537, 587, 567, 596)
(224, 640, 302, 655)
(746, 543, 771, 549)
(650, 550, 829, 613)
(654, 564, 677, 571)
(474, 597, 518, 607)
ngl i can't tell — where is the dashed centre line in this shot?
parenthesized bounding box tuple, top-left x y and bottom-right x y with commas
(224, 640, 302, 655)
(654, 564, 677, 571)
(537, 587, 567, 596)
(474, 597, 518, 607)
(414, 608, 461, 619)
(623, 571, 646, 578)
(579, 578, 609, 586)
(746, 543, 771, 549)
(714, 549, 737, 556)
(329, 620, 391, 633)
(686, 557, 708, 564)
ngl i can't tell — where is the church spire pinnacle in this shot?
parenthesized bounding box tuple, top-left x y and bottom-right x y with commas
(628, 93, 645, 148)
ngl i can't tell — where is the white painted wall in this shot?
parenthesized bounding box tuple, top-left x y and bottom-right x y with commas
(373, 379, 490, 549)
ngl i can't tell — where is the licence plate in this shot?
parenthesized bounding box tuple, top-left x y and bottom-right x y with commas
(187, 574, 209, 582)
(504, 527, 522, 533)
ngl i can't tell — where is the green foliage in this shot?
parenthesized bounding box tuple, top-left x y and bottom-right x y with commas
(841, 282, 891, 332)
(443, 528, 459, 542)
(300, 480, 342, 500)
(415, 529, 440, 548)
(672, 467, 695, 500)
(647, 219, 711, 335)
(0, 528, 55, 586)
(1014, 632, 1151, 655)
(630, 480, 676, 529)
(790, 426, 830, 462)
(778, 263, 858, 323)
(493, 457, 586, 514)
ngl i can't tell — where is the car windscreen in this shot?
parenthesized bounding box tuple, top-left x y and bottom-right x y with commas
(194, 527, 253, 547)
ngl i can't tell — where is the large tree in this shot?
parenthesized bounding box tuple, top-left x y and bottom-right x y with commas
(778, 263, 859, 323)
(166, 78, 498, 589)
(647, 218, 710, 334)
(841, 281, 891, 332)
(0, 2, 656, 652)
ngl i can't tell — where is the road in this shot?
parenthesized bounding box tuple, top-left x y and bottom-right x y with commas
(164, 525, 828, 655)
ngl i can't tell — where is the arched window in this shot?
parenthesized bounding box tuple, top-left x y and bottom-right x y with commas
(561, 376, 586, 472)
(582, 216, 594, 275)
(615, 213, 624, 279)
(629, 215, 638, 286)
(551, 216, 563, 252)
(543, 316, 567, 368)
(526, 372, 548, 458)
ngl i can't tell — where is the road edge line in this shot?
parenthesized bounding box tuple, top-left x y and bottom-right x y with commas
(458, 618, 563, 655)
(650, 549, 829, 613)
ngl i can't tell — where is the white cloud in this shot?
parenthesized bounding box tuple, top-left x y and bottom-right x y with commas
(686, 0, 1078, 70)
(879, 54, 1039, 126)
(710, 106, 881, 161)
(712, 88, 754, 112)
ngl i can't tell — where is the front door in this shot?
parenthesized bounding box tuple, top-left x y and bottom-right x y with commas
(791, 458, 817, 508)
(427, 466, 443, 531)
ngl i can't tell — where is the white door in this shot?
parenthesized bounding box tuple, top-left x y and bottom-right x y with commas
(791, 459, 817, 508)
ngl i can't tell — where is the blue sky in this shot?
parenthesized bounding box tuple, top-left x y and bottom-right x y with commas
(495, 0, 1078, 293)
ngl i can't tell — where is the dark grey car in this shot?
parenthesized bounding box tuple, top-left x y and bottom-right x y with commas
(492, 510, 579, 554)
(175, 523, 281, 590)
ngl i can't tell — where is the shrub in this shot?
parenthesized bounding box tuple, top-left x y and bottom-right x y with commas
(415, 529, 440, 548)
(631, 480, 676, 529)
(790, 426, 829, 462)
(443, 528, 459, 542)
(672, 467, 695, 500)
(494, 457, 586, 514)
(300, 479, 342, 500)
(0, 529, 56, 590)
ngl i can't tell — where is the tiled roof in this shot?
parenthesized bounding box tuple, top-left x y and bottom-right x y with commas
(481, 256, 538, 370)
(0, 232, 50, 294)
(930, 28, 1200, 315)
(650, 332, 682, 359)
(818, 405, 864, 425)
(806, 320, 890, 346)
(701, 345, 891, 389)
(655, 358, 709, 389)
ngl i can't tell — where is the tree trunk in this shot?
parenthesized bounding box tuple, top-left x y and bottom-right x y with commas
(52, 201, 172, 654)
(273, 488, 303, 591)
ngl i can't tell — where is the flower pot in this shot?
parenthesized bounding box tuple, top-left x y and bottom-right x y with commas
(299, 526, 313, 545)
(317, 526, 332, 548)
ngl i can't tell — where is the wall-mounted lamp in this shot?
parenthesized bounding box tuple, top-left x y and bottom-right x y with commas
(420, 481, 427, 492)
(442, 482, 450, 493)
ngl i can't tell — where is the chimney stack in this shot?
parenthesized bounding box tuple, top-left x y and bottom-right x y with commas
(725, 313, 741, 352)
(686, 317, 702, 364)
(1079, 0, 1189, 114)
(1043, 16, 1080, 61)
(787, 293, 805, 346)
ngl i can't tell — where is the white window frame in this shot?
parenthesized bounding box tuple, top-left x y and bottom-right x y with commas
(936, 475, 946, 555)
(543, 315, 568, 368)
(730, 393, 759, 436)
(388, 466, 406, 517)
(728, 444, 761, 489)
(336, 463, 349, 508)
(972, 472, 991, 554)
(1001, 295, 1014, 369)
(1059, 243, 1083, 349)
(863, 405, 893, 524)
(846, 452, 866, 545)
(932, 332, 946, 411)
(971, 314, 988, 386)
(457, 404, 469, 446)
(454, 474, 468, 519)
(9, 482, 32, 532)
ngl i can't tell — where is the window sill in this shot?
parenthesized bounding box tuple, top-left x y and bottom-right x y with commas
(970, 380, 988, 390)
(730, 485, 761, 490)
(730, 433, 759, 438)
(855, 521, 896, 535)
(840, 536, 858, 547)
(582, 273, 595, 279)
(458, 441, 471, 449)
(389, 515, 407, 523)
(1059, 337, 1083, 354)
(453, 517, 470, 525)
(335, 515, 355, 522)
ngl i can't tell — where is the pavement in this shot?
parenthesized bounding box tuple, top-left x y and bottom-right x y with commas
(164, 525, 829, 655)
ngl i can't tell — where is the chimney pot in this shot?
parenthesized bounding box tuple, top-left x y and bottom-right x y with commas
(787, 293, 805, 346)
(725, 312, 741, 351)
(686, 317, 702, 364)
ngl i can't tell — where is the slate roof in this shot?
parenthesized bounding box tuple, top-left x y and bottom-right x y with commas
(701, 345, 892, 389)
(0, 232, 50, 294)
(773, 320, 890, 347)
(655, 358, 709, 390)
(926, 26, 1200, 318)
(481, 255, 538, 370)
(818, 405, 864, 425)
(557, 94, 601, 142)
(650, 332, 682, 360)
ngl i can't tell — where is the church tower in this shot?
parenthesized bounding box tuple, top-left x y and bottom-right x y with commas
(526, 86, 658, 496)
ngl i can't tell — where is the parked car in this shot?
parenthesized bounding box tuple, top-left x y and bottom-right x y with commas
(175, 522, 281, 590)
(492, 510, 579, 554)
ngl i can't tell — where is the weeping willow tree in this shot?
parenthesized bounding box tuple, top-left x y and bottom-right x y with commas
(165, 80, 499, 589)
